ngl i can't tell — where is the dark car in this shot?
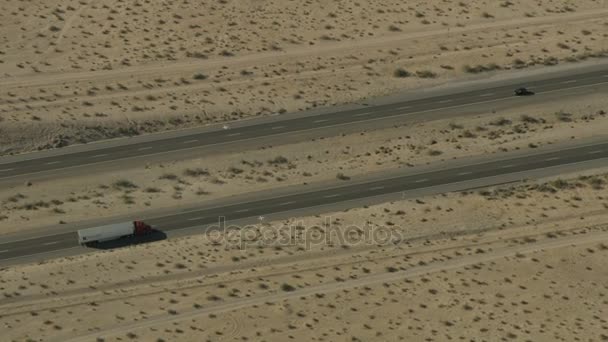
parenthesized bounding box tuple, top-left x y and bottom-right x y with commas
(514, 87, 534, 96)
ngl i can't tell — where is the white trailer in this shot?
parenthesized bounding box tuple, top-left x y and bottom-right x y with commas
(77, 221, 152, 246)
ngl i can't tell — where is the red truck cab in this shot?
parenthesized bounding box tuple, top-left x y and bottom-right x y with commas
(133, 220, 153, 236)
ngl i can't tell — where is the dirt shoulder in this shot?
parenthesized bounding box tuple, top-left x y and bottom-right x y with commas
(1, 0, 606, 154)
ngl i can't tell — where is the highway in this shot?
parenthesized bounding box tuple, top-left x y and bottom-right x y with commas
(0, 67, 607, 180)
(2, 141, 608, 261)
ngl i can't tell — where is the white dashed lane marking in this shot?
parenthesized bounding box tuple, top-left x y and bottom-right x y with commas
(183, 139, 198, 144)
(187, 217, 206, 221)
(46, 161, 61, 165)
(42, 241, 60, 246)
(138, 146, 153, 151)
(0, 169, 14, 172)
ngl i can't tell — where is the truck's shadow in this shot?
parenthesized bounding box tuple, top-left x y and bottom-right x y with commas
(87, 229, 167, 250)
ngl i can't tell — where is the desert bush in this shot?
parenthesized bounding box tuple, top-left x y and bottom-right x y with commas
(520, 115, 540, 123)
(393, 68, 411, 78)
(462, 130, 477, 138)
(555, 111, 573, 122)
(268, 156, 289, 165)
(336, 172, 351, 180)
(228, 166, 244, 174)
(490, 117, 512, 126)
(543, 56, 559, 66)
(416, 70, 437, 78)
(281, 283, 296, 292)
(463, 63, 501, 73)
(159, 173, 179, 180)
(7, 193, 26, 203)
(183, 168, 210, 177)
(113, 180, 138, 189)
(449, 122, 464, 129)
(193, 73, 207, 80)
(186, 51, 208, 59)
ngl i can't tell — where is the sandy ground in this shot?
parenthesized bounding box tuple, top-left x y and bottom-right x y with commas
(0, 0, 607, 154)
(1, 172, 608, 341)
(1, 91, 606, 234)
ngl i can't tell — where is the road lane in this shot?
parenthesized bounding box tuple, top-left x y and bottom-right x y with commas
(0, 68, 607, 180)
(1, 141, 607, 260)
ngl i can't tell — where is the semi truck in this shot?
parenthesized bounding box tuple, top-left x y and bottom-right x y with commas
(77, 221, 153, 246)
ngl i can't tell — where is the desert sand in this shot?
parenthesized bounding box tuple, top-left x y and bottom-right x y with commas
(1, 171, 608, 341)
(0, 0, 606, 153)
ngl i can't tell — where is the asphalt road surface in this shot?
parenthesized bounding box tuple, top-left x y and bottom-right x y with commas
(0, 68, 607, 180)
(2, 141, 608, 261)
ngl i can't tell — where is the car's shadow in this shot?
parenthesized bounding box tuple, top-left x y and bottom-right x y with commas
(86, 229, 167, 250)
